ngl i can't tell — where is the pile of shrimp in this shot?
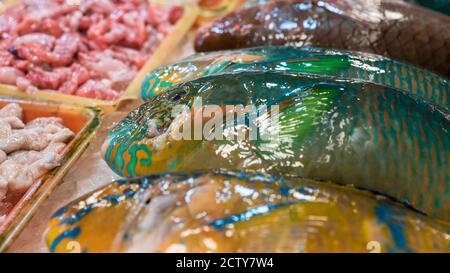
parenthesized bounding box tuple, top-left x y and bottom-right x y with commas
(0, 0, 183, 100)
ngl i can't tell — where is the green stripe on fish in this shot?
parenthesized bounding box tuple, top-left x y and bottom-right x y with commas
(108, 72, 450, 221)
(140, 47, 449, 110)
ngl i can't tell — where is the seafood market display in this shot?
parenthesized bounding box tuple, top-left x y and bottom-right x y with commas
(141, 47, 450, 109)
(45, 172, 450, 253)
(104, 72, 450, 222)
(0, 102, 74, 222)
(195, 0, 450, 77)
(0, 0, 183, 100)
(0, 0, 445, 254)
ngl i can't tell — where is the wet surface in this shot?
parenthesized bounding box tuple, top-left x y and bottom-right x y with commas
(140, 46, 449, 109)
(104, 71, 450, 222)
(6, 31, 196, 253)
(9, 1, 449, 252)
(45, 171, 450, 253)
(195, 0, 450, 77)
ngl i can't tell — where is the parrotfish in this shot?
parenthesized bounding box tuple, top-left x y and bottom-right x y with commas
(194, 0, 450, 77)
(103, 72, 450, 221)
(45, 172, 450, 253)
(141, 47, 449, 109)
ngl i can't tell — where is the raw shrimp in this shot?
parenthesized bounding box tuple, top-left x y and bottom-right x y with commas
(87, 20, 126, 49)
(79, 51, 131, 79)
(0, 0, 183, 100)
(15, 77, 35, 93)
(76, 79, 120, 100)
(80, 0, 115, 15)
(121, 11, 147, 48)
(16, 4, 78, 35)
(58, 64, 90, 95)
(111, 47, 148, 68)
(26, 67, 70, 90)
(15, 33, 56, 64)
(0, 51, 14, 67)
(0, 67, 24, 86)
(14, 33, 56, 49)
(18, 33, 80, 66)
(78, 13, 103, 31)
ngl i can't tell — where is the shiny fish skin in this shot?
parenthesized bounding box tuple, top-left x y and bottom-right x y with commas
(45, 172, 450, 253)
(406, 0, 450, 15)
(194, 0, 450, 77)
(141, 46, 450, 109)
(103, 72, 450, 221)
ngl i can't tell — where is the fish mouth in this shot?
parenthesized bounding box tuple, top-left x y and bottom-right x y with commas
(100, 109, 191, 162)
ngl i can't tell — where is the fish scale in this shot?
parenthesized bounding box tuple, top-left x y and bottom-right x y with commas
(194, 0, 450, 77)
(104, 72, 450, 221)
(44, 172, 450, 253)
(140, 47, 450, 110)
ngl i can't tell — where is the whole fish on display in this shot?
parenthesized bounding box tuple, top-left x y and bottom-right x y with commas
(103, 72, 450, 221)
(195, 0, 450, 77)
(45, 172, 450, 253)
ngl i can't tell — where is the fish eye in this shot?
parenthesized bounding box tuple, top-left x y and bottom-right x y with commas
(172, 94, 182, 102)
(171, 90, 187, 102)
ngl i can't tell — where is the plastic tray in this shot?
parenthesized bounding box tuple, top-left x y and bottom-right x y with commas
(0, 0, 199, 111)
(0, 97, 101, 251)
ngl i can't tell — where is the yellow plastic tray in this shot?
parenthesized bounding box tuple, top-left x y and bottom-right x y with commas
(195, 0, 242, 25)
(0, 97, 101, 252)
(0, 1, 199, 111)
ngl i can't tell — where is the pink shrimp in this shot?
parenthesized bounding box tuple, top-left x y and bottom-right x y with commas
(44, 32, 80, 66)
(87, 19, 121, 48)
(81, 0, 115, 14)
(78, 13, 103, 31)
(16, 4, 78, 35)
(14, 33, 55, 50)
(168, 5, 183, 25)
(16, 33, 80, 66)
(147, 3, 167, 26)
(13, 59, 32, 72)
(58, 64, 90, 95)
(101, 23, 128, 46)
(76, 79, 120, 100)
(15, 33, 55, 64)
(26, 67, 70, 90)
(0, 67, 24, 86)
(122, 11, 148, 48)
(111, 46, 148, 68)
(79, 51, 129, 79)
(0, 13, 20, 36)
(39, 17, 64, 37)
(0, 0, 179, 99)
(0, 51, 14, 67)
